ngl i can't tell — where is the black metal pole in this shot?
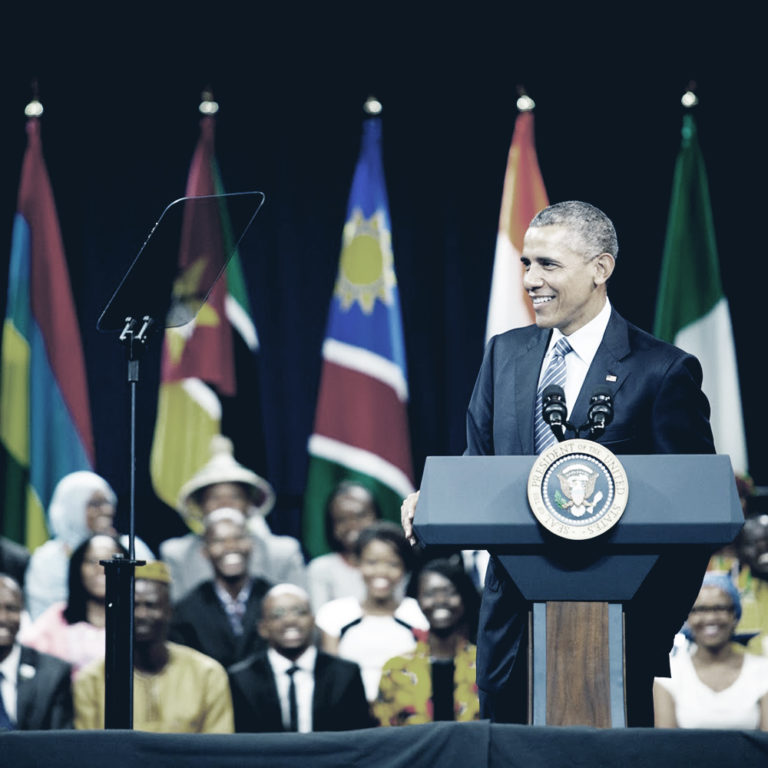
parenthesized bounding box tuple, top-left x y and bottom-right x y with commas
(103, 554, 139, 728)
(102, 319, 149, 729)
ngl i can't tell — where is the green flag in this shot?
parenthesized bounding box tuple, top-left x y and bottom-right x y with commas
(654, 113, 747, 474)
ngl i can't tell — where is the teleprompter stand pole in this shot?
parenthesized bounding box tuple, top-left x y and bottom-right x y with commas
(94, 190, 265, 728)
(102, 316, 151, 729)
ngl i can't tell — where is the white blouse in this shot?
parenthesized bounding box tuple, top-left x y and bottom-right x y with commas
(655, 649, 768, 729)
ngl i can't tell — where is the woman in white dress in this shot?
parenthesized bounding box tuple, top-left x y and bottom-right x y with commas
(315, 521, 428, 701)
(653, 571, 768, 730)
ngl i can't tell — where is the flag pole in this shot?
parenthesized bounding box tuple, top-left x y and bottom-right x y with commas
(516, 84, 535, 112)
(681, 81, 699, 108)
(363, 94, 382, 115)
(199, 87, 219, 116)
(24, 88, 43, 118)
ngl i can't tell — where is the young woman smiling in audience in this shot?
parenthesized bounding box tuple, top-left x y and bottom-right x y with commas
(653, 571, 768, 730)
(315, 521, 427, 702)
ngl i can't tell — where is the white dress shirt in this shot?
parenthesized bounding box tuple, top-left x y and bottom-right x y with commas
(462, 549, 490, 588)
(267, 645, 317, 733)
(539, 298, 612, 419)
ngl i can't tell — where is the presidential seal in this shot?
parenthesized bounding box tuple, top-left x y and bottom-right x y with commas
(527, 439, 628, 541)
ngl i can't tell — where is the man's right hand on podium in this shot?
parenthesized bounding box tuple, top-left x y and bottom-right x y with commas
(400, 490, 419, 546)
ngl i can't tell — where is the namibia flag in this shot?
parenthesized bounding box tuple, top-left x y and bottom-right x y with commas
(303, 114, 413, 557)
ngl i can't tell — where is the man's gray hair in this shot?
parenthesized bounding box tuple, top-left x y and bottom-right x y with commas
(203, 507, 247, 534)
(530, 201, 619, 260)
(263, 583, 311, 604)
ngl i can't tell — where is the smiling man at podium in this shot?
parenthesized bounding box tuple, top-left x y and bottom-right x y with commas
(403, 201, 715, 727)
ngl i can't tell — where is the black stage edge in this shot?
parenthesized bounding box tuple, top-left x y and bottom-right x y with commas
(3, 722, 768, 768)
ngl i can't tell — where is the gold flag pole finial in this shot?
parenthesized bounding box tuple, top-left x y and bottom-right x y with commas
(516, 85, 535, 112)
(363, 95, 382, 116)
(199, 87, 219, 115)
(25, 79, 43, 117)
(681, 81, 699, 108)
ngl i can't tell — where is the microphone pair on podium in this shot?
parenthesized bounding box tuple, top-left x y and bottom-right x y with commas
(542, 386, 614, 442)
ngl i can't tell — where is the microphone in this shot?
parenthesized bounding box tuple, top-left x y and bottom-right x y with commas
(542, 384, 568, 442)
(587, 387, 614, 438)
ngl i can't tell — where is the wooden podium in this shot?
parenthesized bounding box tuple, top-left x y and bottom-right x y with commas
(413, 454, 743, 727)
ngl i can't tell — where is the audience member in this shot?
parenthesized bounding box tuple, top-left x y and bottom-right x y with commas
(0, 573, 73, 730)
(0, 537, 29, 590)
(24, 471, 153, 620)
(228, 584, 374, 732)
(306, 481, 379, 612)
(74, 561, 234, 732)
(21, 534, 127, 676)
(316, 521, 428, 701)
(375, 558, 480, 725)
(736, 514, 768, 656)
(160, 436, 305, 603)
(169, 508, 271, 668)
(653, 572, 768, 730)
(707, 473, 754, 578)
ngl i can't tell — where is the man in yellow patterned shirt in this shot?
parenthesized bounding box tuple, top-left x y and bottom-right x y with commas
(74, 561, 234, 732)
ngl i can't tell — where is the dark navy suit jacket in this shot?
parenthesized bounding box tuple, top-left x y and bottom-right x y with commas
(465, 309, 715, 721)
(15, 645, 73, 730)
(227, 649, 375, 733)
(169, 578, 271, 670)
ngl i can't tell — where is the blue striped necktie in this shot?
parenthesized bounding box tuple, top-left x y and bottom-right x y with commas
(534, 336, 572, 453)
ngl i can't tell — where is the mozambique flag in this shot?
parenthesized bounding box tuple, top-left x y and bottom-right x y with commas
(1, 115, 94, 549)
(485, 108, 548, 342)
(653, 112, 748, 474)
(150, 113, 261, 515)
(303, 115, 413, 558)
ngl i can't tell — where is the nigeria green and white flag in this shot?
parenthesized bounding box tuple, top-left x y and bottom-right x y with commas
(654, 113, 747, 474)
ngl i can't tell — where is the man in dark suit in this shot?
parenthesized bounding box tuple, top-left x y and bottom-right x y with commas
(0, 573, 73, 730)
(169, 508, 271, 669)
(228, 584, 375, 732)
(402, 201, 715, 727)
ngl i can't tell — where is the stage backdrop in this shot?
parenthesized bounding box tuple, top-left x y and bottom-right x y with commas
(1, 8, 763, 552)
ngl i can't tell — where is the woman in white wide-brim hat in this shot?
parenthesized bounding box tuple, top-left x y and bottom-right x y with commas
(159, 436, 306, 603)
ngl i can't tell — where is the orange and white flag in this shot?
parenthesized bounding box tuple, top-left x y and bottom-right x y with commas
(485, 108, 548, 342)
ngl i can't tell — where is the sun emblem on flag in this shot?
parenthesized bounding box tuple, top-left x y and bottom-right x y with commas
(334, 208, 396, 314)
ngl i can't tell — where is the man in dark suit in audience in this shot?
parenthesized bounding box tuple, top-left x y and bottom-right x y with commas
(169, 508, 271, 669)
(0, 573, 73, 730)
(228, 584, 375, 732)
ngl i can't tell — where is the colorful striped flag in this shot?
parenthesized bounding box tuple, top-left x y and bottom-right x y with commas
(654, 112, 748, 474)
(303, 115, 413, 557)
(485, 107, 548, 343)
(1, 114, 95, 549)
(150, 112, 259, 515)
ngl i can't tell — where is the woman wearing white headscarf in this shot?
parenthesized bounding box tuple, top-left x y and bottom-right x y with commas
(24, 471, 153, 619)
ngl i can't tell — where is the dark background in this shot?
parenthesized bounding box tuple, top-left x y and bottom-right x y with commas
(1, 8, 762, 553)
